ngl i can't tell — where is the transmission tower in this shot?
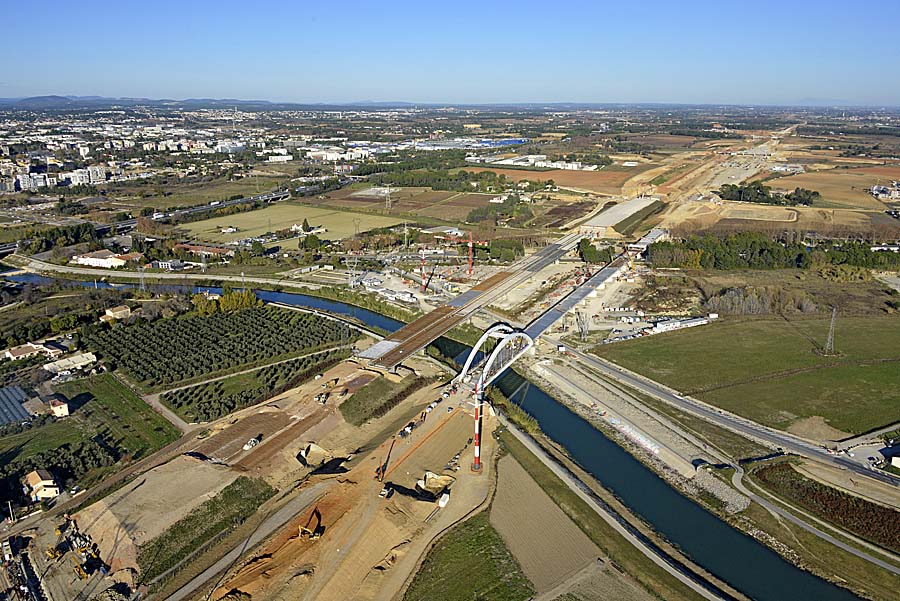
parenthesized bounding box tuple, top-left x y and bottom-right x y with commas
(824, 306, 837, 355)
(139, 266, 146, 293)
(385, 186, 392, 212)
(575, 310, 590, 341)
(348, 255, 359, 287)
(201, 253, 207, 273)
(353, 217, 361, 237)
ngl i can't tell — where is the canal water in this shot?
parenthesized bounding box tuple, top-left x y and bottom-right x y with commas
(5, 274, 861, 600)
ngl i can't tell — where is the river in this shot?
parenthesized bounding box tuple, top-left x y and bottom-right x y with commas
(4, 273, 861, 600)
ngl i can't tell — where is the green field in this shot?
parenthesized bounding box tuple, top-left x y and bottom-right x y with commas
(0, 374, 179, 497)
(109, 174, 290, 210)
(593, 316, 900, 434)
(339, 375, 431, 426)
(137, 476, 274, 582)
(55, 374, 180, 457)
(404, 512, 534, 601)
(180, 201, 403, 242)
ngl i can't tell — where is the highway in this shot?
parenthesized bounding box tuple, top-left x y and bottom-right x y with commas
(563, 346, 900, 488)
(0, 190, 290, 258)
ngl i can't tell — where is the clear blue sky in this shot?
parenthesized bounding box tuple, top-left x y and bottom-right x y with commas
(6, 0, 898, 106)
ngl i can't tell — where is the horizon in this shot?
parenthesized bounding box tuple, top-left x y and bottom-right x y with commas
(4, 94, 900, 110)
(6, 0, 899, 106)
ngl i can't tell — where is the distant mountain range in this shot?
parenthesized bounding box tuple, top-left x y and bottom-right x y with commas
(0, 95, 894, 111)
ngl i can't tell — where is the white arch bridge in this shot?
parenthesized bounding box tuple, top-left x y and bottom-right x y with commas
(452, 323, 534, 471)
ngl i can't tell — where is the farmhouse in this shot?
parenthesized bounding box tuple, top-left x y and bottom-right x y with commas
(3, 341, 65, 360)
(43, 352, 97, 375)
(24, 469, 60, 502)
(49, 397, 69, 417)
(71, 249, 144, 269)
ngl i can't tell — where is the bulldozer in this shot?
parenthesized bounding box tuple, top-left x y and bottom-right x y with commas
(299, 506, 324, 541)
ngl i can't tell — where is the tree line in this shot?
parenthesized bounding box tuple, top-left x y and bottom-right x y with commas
(647, 232, 900, 271)
(718, 181, 820, 206)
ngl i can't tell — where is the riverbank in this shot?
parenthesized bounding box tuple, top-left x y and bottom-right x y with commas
(520, 357, 898, 600)
(3, 264, 869, 600)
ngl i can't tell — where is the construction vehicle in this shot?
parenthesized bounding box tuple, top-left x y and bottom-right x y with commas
(71, 556, 88, 580)
(47, 518, 71, 560)
(299, 507, 324, 540)
(374, 437, 396, 482)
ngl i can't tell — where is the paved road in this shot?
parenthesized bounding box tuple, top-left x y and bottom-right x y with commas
(566, 346, 900, 488)
(10, 255, 326, 291)
(731, 467, 900, 576)
(498, 413, 729, 601)
(167, 482, 330, 601)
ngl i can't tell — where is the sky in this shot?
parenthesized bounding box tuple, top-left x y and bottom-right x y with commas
(6, 0, 899, 106)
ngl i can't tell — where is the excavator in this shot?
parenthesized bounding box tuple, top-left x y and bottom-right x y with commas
(46, 518, 71, 560)
(374, 437, 396, 483)
(299, 506, 324, 541)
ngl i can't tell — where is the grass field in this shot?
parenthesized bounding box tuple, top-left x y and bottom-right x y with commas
(55, 374, 180, 458)
(137, 476, 274, 582)
(404, 512, 534, 601)
(1, 374, 178, 465)
(464, 165, 657, 194)
(765, 169, 889, 210)
(593, 316, 900, 435)
(108, 174, 290, 210)
(180, 201, 402, 242)
(339, 375, 430, 426)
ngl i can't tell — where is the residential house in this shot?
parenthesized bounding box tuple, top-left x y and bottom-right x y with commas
(24, 469, 60, 502)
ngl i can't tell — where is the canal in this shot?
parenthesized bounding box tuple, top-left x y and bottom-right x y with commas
(5, 274, 862, 600)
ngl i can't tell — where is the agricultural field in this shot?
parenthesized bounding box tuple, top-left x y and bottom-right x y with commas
(752, 462, 900, 554)
(55, 373, 180, 457)
(659, 199, 899, 237)
(137, 476, 274, 582)
(498, 431, 698, 601)
(86, 306, 351, 390)
(464, 164, 658, 194)
(180, 201, 403, 242)
(338, 374, 432, 426)
(490, 456, 599, 593)
(764, 167, 897, 210)
(161, 348, 347, 421)
(0, 373, 179, 501)
(594, 315, 900, 436)
(105, 172, 290, 210)
(312, 186, 497, 222)
(404, 512, 534, 601)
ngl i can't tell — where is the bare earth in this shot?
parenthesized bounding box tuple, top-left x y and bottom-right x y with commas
(490, 455, 599, 593)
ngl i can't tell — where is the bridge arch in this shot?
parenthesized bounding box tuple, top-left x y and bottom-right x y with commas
(455, 323, 534, 471)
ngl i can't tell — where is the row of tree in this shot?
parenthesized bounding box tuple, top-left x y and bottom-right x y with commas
(718, 182, 820, 206)
(647, 232, 900, 271)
